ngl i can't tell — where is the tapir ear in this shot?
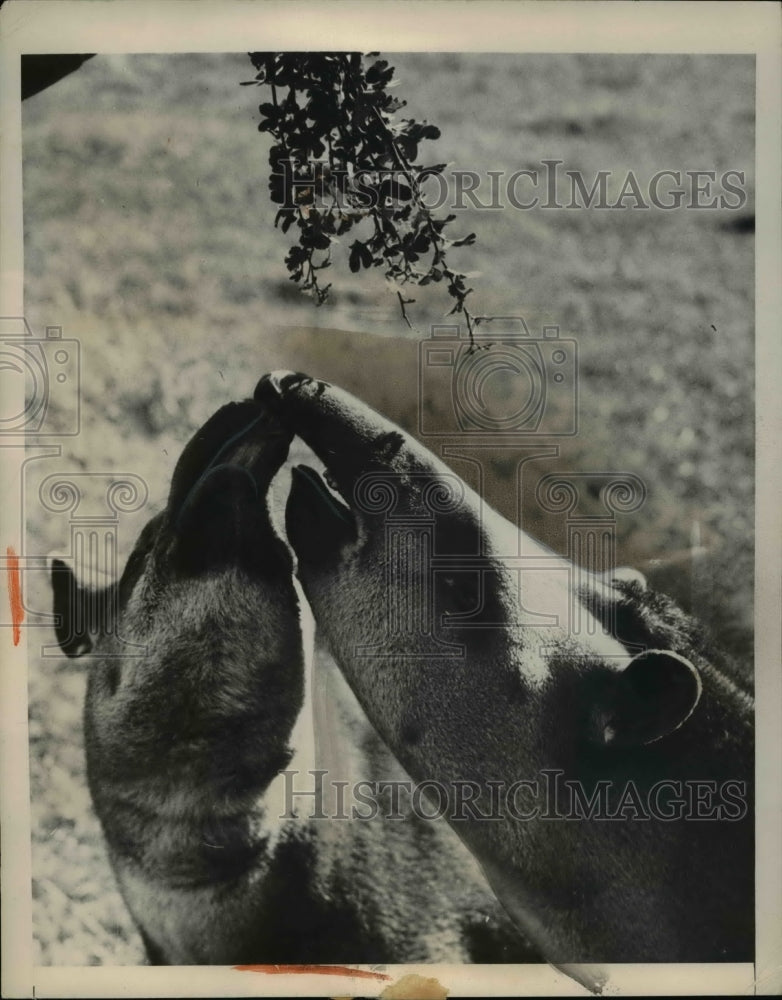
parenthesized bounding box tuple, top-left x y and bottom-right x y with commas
(593, 650, 702, 747)
(51, 558, 93, 657)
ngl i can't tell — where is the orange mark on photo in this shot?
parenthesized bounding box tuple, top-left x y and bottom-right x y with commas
(234, 964, 391, 982)
(6, 547, 24, 645)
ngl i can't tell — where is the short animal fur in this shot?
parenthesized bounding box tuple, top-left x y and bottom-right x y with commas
(260, 370, 754, 970)
(51, 398, 533, 965)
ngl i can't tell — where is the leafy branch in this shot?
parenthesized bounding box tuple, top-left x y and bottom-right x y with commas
(243, 52, 485, 345)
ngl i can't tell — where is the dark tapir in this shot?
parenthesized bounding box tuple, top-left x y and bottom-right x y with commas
(51, 397, 534, 965)
(258, 371, 754, 978)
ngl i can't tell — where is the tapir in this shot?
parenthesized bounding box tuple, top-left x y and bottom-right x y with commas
(258, 370, 754, 971)
(50, 396, 535, 964)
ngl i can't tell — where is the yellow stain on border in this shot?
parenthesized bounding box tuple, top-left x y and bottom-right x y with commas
(380, 972, 449, 1000)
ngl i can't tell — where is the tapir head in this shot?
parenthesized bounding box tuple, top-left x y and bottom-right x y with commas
(52, 400, 304, 815)
(256, 372, 701, 761)
(258, 371, 753, 965)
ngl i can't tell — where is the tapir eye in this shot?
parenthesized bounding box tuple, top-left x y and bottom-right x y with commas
(323, 467, 340, 493)
(102, 662, 121, 696)
(437, 569, 483, 620)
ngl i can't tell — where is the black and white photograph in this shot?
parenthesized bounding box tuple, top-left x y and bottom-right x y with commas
(1, 2, 780, 997)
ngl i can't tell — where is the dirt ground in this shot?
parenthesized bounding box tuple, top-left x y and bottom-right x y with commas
(21, 52, 754, 964)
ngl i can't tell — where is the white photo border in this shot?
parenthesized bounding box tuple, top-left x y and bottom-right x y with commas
(1, 1, 779, 996)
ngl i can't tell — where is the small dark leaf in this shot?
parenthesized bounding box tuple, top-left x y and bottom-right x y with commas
(366, 59, 389, 84)
(360, 243, 374, 268)
(412, 232, 431, 254)
(378, 178, 410, 203)
(349, 241, 363, 273)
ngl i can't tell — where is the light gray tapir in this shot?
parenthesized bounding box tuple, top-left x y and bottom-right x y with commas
(51, 397, 534, 965)
(258, 371, 754, 972)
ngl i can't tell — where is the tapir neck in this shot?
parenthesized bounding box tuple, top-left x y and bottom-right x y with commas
(478, 663, 753, 964)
